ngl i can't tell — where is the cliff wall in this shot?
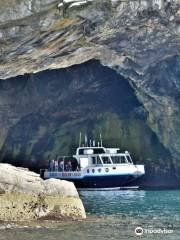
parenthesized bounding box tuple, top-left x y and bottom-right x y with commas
(0, 0, 180, 186)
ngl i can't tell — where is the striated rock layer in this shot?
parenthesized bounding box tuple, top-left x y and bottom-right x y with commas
(0, 0, 180, 185)
(0, 163, 86, 221)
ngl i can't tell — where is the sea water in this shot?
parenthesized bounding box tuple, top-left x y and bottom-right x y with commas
(0, 190, 180, 240)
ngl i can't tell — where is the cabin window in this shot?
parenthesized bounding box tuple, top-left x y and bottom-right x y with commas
(121, 156, 127, 163)
(126, 155, 132, 163)
(92, 157, 96, 165)
(91, 156, 102, 165)
(79, 148, 105, 155)
(102, 156, 111, 164)
(111, 156, 128, 164)
(111, 156, 121, 164)
(93, 148, 105, 154)
(97, 156, 102, 165)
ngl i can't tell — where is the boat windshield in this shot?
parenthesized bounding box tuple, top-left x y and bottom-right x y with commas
(126, 155, 132, 163)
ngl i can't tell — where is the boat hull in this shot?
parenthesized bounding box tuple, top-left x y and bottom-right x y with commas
(45, 174, 139, 189)
(42, 164, 145, 190)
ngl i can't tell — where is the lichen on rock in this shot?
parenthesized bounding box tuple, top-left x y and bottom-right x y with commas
(0, 163, 86, 221)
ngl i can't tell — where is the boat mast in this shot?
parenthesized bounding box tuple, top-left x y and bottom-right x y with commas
(100, 133, 103, 147)
(79, 132, 82, 147)
(85, 133, 88, 147)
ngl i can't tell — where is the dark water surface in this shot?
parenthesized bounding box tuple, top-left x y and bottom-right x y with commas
(0, 190, 180, 240)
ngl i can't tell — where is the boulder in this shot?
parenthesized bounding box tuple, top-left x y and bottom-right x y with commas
(0, 163, 86, 221)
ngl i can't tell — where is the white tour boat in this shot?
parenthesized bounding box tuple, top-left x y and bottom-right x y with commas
(42, 135, 145, 190)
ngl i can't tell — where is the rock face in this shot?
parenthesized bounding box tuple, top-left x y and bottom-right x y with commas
(0, 0, 179, 79)
(0, 0, 180, 185)
(0, 163, 86, 221)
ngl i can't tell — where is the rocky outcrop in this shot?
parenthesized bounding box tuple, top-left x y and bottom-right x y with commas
(0, 163, 86, 221)
(0, 0, 180, 184)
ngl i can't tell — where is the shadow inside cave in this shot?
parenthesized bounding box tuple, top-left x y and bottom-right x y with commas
(0, 60, 178, 187)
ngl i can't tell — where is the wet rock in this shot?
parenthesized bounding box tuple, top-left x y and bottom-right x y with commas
(44, 178, 79, 198)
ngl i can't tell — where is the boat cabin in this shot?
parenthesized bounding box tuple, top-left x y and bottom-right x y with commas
(73, 147, 133, 170)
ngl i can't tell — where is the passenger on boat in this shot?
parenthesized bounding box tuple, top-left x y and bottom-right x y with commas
(76, 164, 80, 171)
(54, 160, 59, 171)
(71, 158, 78, 171)
(65, 160, 72, 172)
(48, 159, 51, 170)
(59, 160, 64, 171)
(50, 159, 55, 171)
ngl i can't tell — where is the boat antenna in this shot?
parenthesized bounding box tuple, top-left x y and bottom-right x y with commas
(79, 132, 82, 147)
(98, 141, 100, 147)
(90, 139, 92, 147)
(100, 133, 103, 147)
(85, 133, 88, 147)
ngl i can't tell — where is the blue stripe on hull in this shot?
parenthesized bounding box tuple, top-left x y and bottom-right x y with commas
(54, 175, 137, 188)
